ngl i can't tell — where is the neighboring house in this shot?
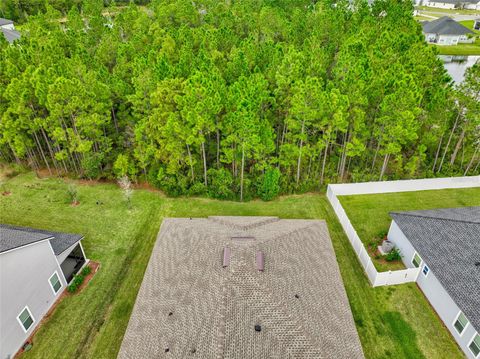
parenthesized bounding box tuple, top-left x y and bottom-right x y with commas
(120, 216, 364, 358)
(387, 207, 480, 359)
(475, 18, 480, 30)
(422, 16, 475, 45)
(0, 18, 21, 44)
(423, 0, 480, 9)
(0, 224, 88, 359)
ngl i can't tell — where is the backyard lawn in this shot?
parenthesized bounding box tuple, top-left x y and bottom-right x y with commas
(433, 38, 480, 55)
(340, 187, 480, 271)
(0, 170, 469, 359)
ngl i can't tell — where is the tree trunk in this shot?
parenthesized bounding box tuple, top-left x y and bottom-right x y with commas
(464, 145, 479, 175)
(432, 135, 444, 172)
(379, 153, 390, 181)
(186, 144, 195, 181)
(240, 143, 245, 202)
(438, 112, 460, 173)
(41, 128, 59, 173)
(33, 131, 51, 175)
(111, 106, 119, 134)
(320, 141, 329, 185)
(216, 128, 220, 168)
(201, 141, 208, 186)
(296, 120, 305, 186)
(450, 125, 467, 166)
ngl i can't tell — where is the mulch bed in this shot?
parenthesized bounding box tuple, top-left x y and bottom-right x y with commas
(14, 261, 100, 358)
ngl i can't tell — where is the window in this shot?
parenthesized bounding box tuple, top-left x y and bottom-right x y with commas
(18, 307, 34, 332)
(470, 333, 480, 357)
(49, 272, 62, 294)
(412, 252, 422, 268)
(454, 312, 469, 335)
(422, 265, 429, 276)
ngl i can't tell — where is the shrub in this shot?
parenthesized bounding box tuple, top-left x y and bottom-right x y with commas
(257, 167, 280, 201)
(188, 182, 207, 196)
(67, 184, 78, 204)
(67, 265, 91, 293)
(385, 248, 402, 262)
(81, 153, 104, 179)
(207, 168, 234, 200)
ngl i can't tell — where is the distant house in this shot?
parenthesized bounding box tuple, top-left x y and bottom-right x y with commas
(475, 18, 480, 30)
(0, 18, 21, 44)
(422, 16, 475, 45)
(387, 207, 480, 359)
(423, 0, 480, 10)
(0, 224, 88, 358)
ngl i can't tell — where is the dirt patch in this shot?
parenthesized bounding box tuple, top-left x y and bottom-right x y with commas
(2, 191, 11, 196)
(14, 261, 100, 358)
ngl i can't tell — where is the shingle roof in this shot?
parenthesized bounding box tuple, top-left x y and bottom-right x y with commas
(1, 28, 21, 43)
(390, 207, 480, 333)
(422, 16, 475, 35)
(0, 18, 14, 26)
(119, 217, 364, 358)
(0, 224, 84, 255)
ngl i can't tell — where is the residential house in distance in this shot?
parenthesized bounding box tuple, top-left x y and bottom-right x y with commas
(119, 217, 364, 358)
(422, 0, 480, 10)
(0, 224, 88, 358)
(0, 18, 21, 44)
(387, 207, 480, 359)
(475, 18, 480, 30)
(422, 16, 475, 45)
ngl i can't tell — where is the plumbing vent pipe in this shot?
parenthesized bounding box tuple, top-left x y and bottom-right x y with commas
(256, 251, 264, 272)
(223, 247, 231, 267)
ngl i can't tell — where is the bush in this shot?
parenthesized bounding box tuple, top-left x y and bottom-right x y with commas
(257, 167, 281, 201)
(67, 265, 91, 293)
(67, 184, 78, 204)
(384, 248, 402, 262)
(188, 182, 207, 196)
(207, 168, 234, 200)
(81, 153, 104, 179)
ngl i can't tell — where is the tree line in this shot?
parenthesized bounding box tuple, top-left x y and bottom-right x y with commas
(0, 0, 478, 200)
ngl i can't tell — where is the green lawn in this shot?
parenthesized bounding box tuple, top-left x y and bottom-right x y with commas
(340, 187, 480, 271)
(0, 172, 467, 359)
(460, 20, 480, 34)
(416, 5, 480, 15)
(433, 38, 480, 55)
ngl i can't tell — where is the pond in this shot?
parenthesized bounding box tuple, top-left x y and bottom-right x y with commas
(440, 55, 479, 84)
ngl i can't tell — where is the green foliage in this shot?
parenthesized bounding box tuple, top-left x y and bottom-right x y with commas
(385, 248, 402, 262)
(258, 167, 281, 201)
(207, 168, 234, 200)
(67, 265, 91, 293)
(67, 184, 78, 204)
(0, 0, 477, 201)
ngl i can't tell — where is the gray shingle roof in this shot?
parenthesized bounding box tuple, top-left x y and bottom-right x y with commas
(1, 28, 21, 43)
(390, 207, 480, 333)
(0, 224, 83, 255)
(0, 18, 14, 26)
(422, 16, 475, 36)
(119, 217, 364, 358)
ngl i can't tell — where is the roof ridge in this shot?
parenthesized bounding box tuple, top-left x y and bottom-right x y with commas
(390, 211, 480, 225)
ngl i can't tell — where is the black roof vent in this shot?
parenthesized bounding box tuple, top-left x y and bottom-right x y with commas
(165, 348, 170, 353)
(475, 262, 480, 267)
(254, 324, 262, 332)
(295, 294, 300, 299)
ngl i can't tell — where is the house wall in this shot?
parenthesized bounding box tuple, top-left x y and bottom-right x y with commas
(388, 221, 479, 359)
(438, 34, 461, 45)
(0, 240, 67, 359)
(464, 3, 480, 10)
(424, 1, 456, 9)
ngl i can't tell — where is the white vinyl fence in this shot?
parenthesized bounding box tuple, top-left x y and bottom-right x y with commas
(327, 175, 480, 287)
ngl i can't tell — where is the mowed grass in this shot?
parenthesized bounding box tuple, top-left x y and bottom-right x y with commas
(0, 172, 467, 359)
(433, 38, 480, 55)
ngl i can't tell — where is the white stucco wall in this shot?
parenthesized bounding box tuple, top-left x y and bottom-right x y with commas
(388, 221, 479, 359)
(0, 240, 67, 359)
(438, 34, 461, 45)
(424, 1, 456, 8)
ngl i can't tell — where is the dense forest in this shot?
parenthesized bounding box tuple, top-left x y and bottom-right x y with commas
(0, 0, 478, 200)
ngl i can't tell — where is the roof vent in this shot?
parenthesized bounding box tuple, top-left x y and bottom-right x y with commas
(254, 324, 262, 332)
(256, 251, 264, 272)
(475, 262, 480, 267)
(223, 247, 231, 268)
(295, 294, 300, 299)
